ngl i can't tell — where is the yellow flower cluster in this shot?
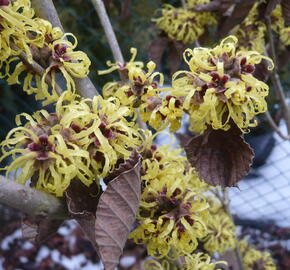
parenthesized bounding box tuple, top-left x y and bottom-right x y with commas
(153, 3, 216, 45)
(0, 0, 39, 64)
(271, 5, 290, 46)
(239, 240, 276, 270)
(0, 94, 141, 196)
(232, 3, 290, 51)
(231, 3, 266, 53)
(172, 36, 273, 133)
(202, 198, 236, 254)
(101, 48, 163, 110)
(100, 48, 182, 130)
(0, 0, 91, 105)
(144, 253, 226, 270)
(130, 142, 209, 258)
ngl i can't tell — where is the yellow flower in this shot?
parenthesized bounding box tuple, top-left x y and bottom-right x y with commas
(130, 142, 209, 258)
(280, 26, 290, 46)
(230, 3, 266, 53)
(239, 240, 277, 270)
(100, 48, 166, 128)
(153, 4, 216, 45)
(7, 30, 91, 105)
(187, 0, 211, 9)
(233, 22, 266, 53)
(271, 4, 284, 34)
(0, 93, 142, 196)
(0, 110, 94, 197)
(183, 253, 226, 270)
(141, 94, 184, 132)
(0, 0, 42, 63)
(202, 198, 236, 254)
(271, 5, 290, 46)
(0, 1, 91, 105)
(144, 253, 226, 270)
(56, 94, 142, 178)
(98, 47, 144, 76)
(40, 34, 91, 105)
(172, 36, 273, 133)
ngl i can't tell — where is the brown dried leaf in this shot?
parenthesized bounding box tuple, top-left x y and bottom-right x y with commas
(219, 0, 258, 37)
(76, 215, 98, 250)
(169, 40, 185, 75)
(149, 37, 169, 67)
(282, 0, 290, 26)
(183, 127, 254, 186)
(95, 151, 142, 270)
(22, 216, 63, 245)
(65, 181, 101, 249)
(65, 180, 100, 218)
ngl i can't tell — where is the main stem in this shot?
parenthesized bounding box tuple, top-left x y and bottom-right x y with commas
(223, 188, 245, 270)
(0, 176, 69, 220)
(181, 0, 187, 9)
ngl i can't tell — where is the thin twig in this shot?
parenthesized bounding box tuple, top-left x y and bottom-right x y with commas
(31, 0, 98, 98)
(91, 0, 147, 129)
(221, 188, 245, 270)
(181, 0, 187, 9)
(266, 16, 290, 135)
(0, 176, 69, 220)
(265, 111, 290, 140)
(90, 0, 124, 64)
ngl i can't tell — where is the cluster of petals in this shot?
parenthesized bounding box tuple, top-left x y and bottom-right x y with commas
(171, 36, 273, 133)
(201, 197, 236, 254)
(153, 2, 216, 45)
(233, 3, 290, 51)
(144, 252, 226, 270)
(0, 0, 91, 105)
(130, 141, 209, 258)
(0, 93, 141, 196)
(239, 240, 276, 270)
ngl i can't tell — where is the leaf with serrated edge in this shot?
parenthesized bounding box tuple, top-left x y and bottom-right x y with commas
(95, 151, 141, 270)
(183, 127, 254, 187)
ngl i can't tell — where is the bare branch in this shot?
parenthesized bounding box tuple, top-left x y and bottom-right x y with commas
(0, 176, 69, 220)
(181, 0, 187, 9)
(266, 16, 290, 135)
(222, 188, 245, 270)
(265, 111, 290, 140)
(31, 0, 98, 98)
(90, 0, 124, 64)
